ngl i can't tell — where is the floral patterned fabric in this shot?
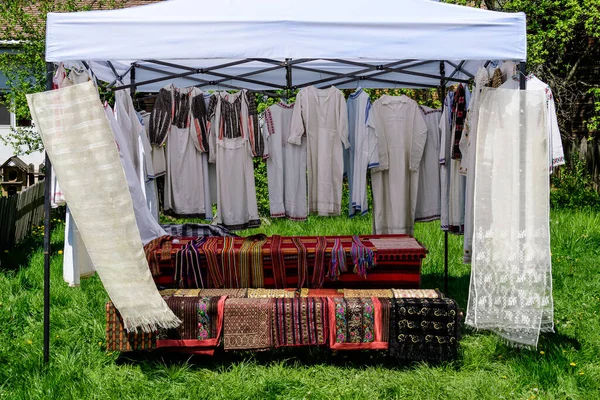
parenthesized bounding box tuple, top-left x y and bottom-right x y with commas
(328, 297, 388, 350)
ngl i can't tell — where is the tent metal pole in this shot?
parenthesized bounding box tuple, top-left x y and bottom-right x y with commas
(294, 59, 414, 88)
(285, 58, 293, 98)
(130, 63, 136, 97)
(519, 62, 526, 89)
(43, 61, 54, 365)
(129, 63, 284, 93)
(440, 61, 449, 295)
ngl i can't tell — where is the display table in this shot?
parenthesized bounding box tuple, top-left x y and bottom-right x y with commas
(147, 234, 427, 289)
(106, 288, 461, 363)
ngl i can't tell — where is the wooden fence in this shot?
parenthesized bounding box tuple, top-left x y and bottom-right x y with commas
(0, 181, 45, 251)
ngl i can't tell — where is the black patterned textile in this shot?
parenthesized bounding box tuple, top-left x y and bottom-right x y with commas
(160, 223, 238, 238)
(149, 88, 172, 146)
(390, 298, 461, 363)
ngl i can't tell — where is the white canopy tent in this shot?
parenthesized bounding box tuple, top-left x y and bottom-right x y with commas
(41, 0, 528, 362)
(45, 0, 527, 91)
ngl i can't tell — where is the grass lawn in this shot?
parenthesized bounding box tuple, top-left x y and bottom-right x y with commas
(0, 209, 599, 399)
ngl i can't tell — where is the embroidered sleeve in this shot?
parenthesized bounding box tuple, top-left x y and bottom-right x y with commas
(245, 91, 264, 158)
(149, 88, 172, 146)
(191, 94, 209, 153)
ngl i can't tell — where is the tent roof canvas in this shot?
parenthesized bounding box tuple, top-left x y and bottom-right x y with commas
(46, 0, 526, 62)
(45, 0, 526, 91)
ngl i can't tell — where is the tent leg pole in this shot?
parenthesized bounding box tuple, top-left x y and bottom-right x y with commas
(439, 61, 449, 294)
(43, 61, 54, 365)
(444, 232, 449, 294)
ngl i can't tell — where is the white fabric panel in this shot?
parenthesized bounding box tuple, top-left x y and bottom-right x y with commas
(27, 81, 179, 332)
(46, 0, 526, 63)
(465, 88, 553, 348)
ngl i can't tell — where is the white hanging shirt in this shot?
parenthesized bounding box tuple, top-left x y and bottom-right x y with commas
(104, 104, 167, 244)
(208, 90, 260, 229)
(263, 102, 308, 220)
(368, 95, 428, 234)
(463, 67, 490, 262)
(500, 74, 565, 172)
(163, 86, 208, 218)
(347, 89, 379, 216)
(289, 86, 349, 216)
(415, 106, 442, 222)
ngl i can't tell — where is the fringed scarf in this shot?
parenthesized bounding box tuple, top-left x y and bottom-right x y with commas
(222, 237, 239, 288)
(174, 237, 208, 288)
(270, 235, 287, 289)
(202, 237, 224, 288)
(350, 236, 375, 278)
(273, 297, 328, 347)
(291, 237, 308, 289)
(239, 234, 267, 288)
(327, 297, 388, 350)
(311, 237, 328, 288)
(390, 297, 461, 362)
(327, 238, 347, 281)
(144, 235, 175, 277)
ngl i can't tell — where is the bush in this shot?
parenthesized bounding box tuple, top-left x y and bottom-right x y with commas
(550, 159, 600, 210)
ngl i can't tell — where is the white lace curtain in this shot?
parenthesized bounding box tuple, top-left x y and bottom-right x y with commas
(466, 88, 554, 348)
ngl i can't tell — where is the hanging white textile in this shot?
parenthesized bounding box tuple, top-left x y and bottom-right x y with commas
(499, 74, 565, 172)
(27, 81, 179, 332)
(104, 104, 167, 244)
(415, 106, 442, 222)
(465, 88, 553, 348)
(346, 88, 378, 217)
(368, 95, 427, 234)
(439, 92, 464, 233)
(164, 86, 209, 218)
(62, 207, 95, 287)
(114, 88, 159, 222)
(289, 86, 349, 216)
(462, 67, 490, 263)
(208, 90, 260, 229)
(263, 102, 308, 221)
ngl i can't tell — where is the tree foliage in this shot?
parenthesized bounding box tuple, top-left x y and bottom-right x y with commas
(449, 0, 600, 143)
(0, 0, 123, 155)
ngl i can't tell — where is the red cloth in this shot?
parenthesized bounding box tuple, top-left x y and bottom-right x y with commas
(149, 234, 426, 289)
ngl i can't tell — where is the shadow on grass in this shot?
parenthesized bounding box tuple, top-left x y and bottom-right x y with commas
(116, 346, 460, 371)
(0, 234, 47, 272)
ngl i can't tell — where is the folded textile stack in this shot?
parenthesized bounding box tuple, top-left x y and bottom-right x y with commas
(106, 289, 461, 363)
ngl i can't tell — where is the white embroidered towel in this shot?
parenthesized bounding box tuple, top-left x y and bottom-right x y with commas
(27, 81, 180, 332)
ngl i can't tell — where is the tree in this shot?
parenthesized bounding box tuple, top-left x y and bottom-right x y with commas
(0, 1, 124, 155)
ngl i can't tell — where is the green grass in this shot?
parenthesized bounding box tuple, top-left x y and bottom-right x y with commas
(0, 209, 599, 399)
